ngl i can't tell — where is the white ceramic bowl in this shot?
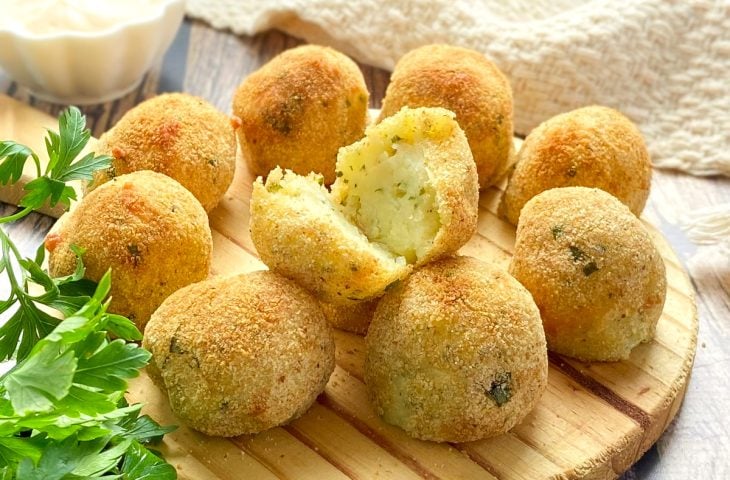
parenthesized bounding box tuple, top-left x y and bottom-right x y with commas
(0, 0, 185, 104)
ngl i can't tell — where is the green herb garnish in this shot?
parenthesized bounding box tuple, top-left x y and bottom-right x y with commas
(0, 107, 175, 477)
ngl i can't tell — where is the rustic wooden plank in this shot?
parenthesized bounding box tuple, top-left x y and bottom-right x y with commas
(232, 428, 351, 480)
(287, 403, 425, 480)
(461, 433, 565, 480)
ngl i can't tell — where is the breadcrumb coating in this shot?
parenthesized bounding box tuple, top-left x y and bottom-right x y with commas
(47, 170, 212, 331)
(89, 93, 236, 212)
(250, 167, 410, 306)
(365, 256, 547, 442)
(233, 45, 368, 184)
(379, 44, 514, 189)
(143, 271, 335, 437)
(320, 299, 378, 335)
(500, 105, 651, 225)
(509, 187, 666, 361)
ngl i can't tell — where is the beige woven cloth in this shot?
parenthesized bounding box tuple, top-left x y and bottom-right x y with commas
(186, 0, 730, 248)
(187, 0, 730, 176)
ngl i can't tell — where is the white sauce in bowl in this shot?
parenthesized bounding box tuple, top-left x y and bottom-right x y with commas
(0, 0, 167, 35)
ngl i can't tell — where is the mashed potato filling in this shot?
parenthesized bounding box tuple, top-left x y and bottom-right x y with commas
(337, 142, 438, 263)
(334, 108, 456, 264)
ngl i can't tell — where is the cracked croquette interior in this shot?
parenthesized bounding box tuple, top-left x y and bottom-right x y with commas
(333, 133, 440, 264)
(250, 106, 478, 305)
(262, 167, 402, 267)
(331, 109, 460, 262)
(260, 108, 455, 265)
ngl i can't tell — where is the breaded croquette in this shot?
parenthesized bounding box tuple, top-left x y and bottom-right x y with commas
(365, 256, 548, 442)
(233, 45, 369, 184)
(509, 187, 666, 361)
(320, 299, 378, 335)
(89, 93, 236, 212)
(47, 170, 212, 330)
(251, 166, 409, 305)
(143, 271, 335, 437)
(500, 106, 651, 225)
(250, 107, 478, 306)
(379, 44, 514, 189)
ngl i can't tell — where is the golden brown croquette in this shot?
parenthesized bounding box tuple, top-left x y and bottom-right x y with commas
(250, 107, 478, 306)
(365, 256, 548, 442)
(509, 187, 666, 361)
(320, 299, 378, 335)
(143, 271, 335, 437)
(47, 170, 212, 331)
(500, 106, 651, 225)
(88, 93, 236, 212)
(250, 166, 410, 306)
(378, 44, 514, 189)
(233, 45, 369, 184)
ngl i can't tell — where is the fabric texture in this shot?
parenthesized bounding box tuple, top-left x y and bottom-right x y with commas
(682, 204, 730, 254)
(186, 0, 730, 177)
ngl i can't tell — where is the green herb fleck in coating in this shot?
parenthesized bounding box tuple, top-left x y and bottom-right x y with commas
(551, 225, 564, 240)
(569, 245, 586, 262)
(486, 372, 512, 407)
(583, 261, 599, 276)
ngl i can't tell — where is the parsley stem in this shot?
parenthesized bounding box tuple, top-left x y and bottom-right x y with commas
(0, 228, 22, 290)
(0, 207, 33, 225)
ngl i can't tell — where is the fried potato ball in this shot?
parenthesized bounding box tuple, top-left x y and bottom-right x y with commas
(500, 106, 651, 225)
(365, 256, 548, 442)
(509, 187, 666, 361)
(233, 45, 368, 185)
(47, 171, 212, 330)
(251, 166, 409, 305)
(143, 271, 335, 437)
(320, 299, 378, 335)
(250, 107, 478, 306)
(378, 44, 514, 189)
(88, 93, 236, 212)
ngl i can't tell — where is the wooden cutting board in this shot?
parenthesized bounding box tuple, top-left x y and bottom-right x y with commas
(0, 95, 698, 479)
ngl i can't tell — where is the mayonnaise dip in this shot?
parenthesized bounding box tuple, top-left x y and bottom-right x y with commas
(0, 0, 168, 35)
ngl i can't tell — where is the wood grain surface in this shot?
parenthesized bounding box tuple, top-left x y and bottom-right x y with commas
(1, 20, 728, 479)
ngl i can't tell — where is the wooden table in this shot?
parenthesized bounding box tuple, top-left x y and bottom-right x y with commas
(1, 19, 728, 479)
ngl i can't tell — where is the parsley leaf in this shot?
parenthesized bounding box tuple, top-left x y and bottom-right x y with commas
(118, 413, 176, 444)
(4, 346, 76, 415)
(0, 142, 39, 184)
(122, 441, 177, 480)
(1, 106, 110, 213)
(75, 339, 150, 392)
(0, 272, 175, 476)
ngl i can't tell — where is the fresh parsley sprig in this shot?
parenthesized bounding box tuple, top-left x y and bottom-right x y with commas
(0, 273, 175, 479)
(0, 107, 111, 223)
(0, 107, 176, 478)
(0, 107, 110, 362)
